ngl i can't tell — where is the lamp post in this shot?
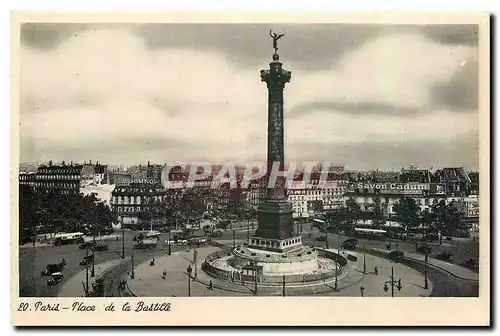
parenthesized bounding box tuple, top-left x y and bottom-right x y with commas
(282, 275, 286, 297)
(334, 252, 339, 292)
(121, 218, 125, 259)
(85, 247, 89, 296)
(254, 262, 258, 295)
(168, 229, 172, 255)
(91, 244, 95, 278)
(131, 255, 135, 279)
(388, 215, 392, 250)
(363, 247, 366, 274)
(383, 265, 403, 297)
(186, 265, 192, 297)
(233, 229, 236, 249)
(424, 250, 429, 289)
(360, 286, 365, 297)
(194, 249, 198, 279)
(422, 232, 431, 290)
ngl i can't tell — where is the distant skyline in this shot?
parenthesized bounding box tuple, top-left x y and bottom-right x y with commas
(20, 23, 479, 170)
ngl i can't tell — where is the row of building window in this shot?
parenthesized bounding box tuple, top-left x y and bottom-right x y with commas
(116, 206, 141, 213)
(35, 182, 79, 188)
(111, 195, 164, 204)
(36, 175, 81, 180)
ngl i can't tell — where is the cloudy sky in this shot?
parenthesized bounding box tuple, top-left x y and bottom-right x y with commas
(19, 23, 479, 170)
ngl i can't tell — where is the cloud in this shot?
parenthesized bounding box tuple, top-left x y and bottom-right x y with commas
(432, 57, 479, 110)
(288, 101, 420, 118)
(19, 25, 479, 170)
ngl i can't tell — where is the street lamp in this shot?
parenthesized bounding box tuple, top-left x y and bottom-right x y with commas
(334, 252, 339, 292)
(85, 247, 90, 296)
(233, 229, 236, 249)
(193, 249, 198, 279)
(168, 229, 172, 255)
(383, 265, 403, 297)
(131, 255, 135, 279)
(422, 233, 431, 290)
(91, 245, 95, 278)
(253, 262, 258, 295)
(121, 217, 125, 259)
(186, 265, 192, 297)
(363, 247, 366, 274)
(360, 286, 365, 297)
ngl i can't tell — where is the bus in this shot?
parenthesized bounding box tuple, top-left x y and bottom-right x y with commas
(53, 232, 84, 245)
(351, 228, 388, 239)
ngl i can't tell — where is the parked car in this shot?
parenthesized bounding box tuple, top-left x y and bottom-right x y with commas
(176, 239, 188, 246)
(133, 241, 157, 250)
(79, 241, 96, 250)
(435, 251, 453, 262)
(211, 230, 223, 237)
(341, 238, 359, 250)
(79, 255, 94, 266)
(41, 263, 64, 277)
(416, 245, 432, 255)
(47, 272, 64, 286)
(388, 250, 404, 262)
(93, 244, 108, 251)
(165, 240, 176, 245)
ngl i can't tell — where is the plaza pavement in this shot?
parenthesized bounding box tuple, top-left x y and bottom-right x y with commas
(58, 257, 130, 297)
(369, 248, 479, 281)
(126, 246, 432, 297)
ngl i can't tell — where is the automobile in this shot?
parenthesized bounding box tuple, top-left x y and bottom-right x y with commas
(211, 230, 223, 237)
(79, 255, 94, 266)
(79, 241, 96, 250)
(416, 245, 432, 255)
(165, 240, 176, 245)
(388, 250, 404, 262)
(133, 241, 157, 250)
(93, 244, 108, 251)
(435, 251, 453, 262)
(315, 236, 327, 242)
(341, 238, 359, 250)
(41, 263, 64, 277)
(176, 239, 188, 246)
(47, 272, 64, 286)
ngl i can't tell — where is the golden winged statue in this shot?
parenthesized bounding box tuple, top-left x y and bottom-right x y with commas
(269, 30, 285, 54)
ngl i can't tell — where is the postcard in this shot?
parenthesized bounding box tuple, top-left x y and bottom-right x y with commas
(11, 11, 490, 326)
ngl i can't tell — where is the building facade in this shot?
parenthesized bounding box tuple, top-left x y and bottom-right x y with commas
(110, 184, 168, 227)
(34, 162, 83, 194)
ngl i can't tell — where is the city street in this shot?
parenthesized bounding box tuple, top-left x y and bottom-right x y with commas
(298, 224, 480, 269)
(18, 231, 184, 297)
(18, 221, 479, 297)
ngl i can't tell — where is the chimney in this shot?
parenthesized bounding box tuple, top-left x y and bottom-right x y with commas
(90, 160, 92, 165)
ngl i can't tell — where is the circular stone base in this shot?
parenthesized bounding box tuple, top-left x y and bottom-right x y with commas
(233, 245, 321, 275)
(203, 245, 346, 285)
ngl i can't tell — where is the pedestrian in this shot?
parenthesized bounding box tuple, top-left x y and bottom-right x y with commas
(209, 280, 213, 290)
(162, 270, 167, 279)
(374, 266, 378, 275)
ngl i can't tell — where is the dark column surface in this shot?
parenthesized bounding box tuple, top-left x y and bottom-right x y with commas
(255, 54, 294, 241)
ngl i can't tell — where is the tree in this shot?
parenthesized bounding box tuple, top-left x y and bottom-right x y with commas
(19, 188, 116, 243)
(418, 208, 434, 241)
(393, 196, 420, 231)
(431, 200, 462, 245)
(228, 185, 245, 218)
(371, 197, 385, 227)
(343, 197, 361, 229)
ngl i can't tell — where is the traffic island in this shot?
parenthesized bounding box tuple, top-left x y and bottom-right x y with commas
(125, 246, 432, 297)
